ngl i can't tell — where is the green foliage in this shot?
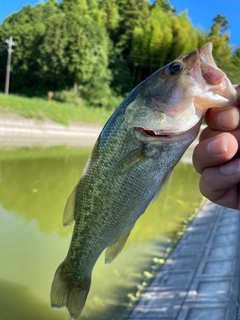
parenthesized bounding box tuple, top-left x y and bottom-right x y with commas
(204, 14, 240, 84)
(169, 12, 199, 61)
(0, 1, 111, 101)
(99, 0, 119, 31)
(39, 12, 110, 92)
(0, 0, 239, 110)
(64, 15, 109, 84)
(53, 90, 82, 105)
(61, 0, 88, 14)
(152, 0, 176, 12)
(218, 48, 240, 84)
(114, 0, 150, 53)
(131, 4, 174, 76)
(207, 14, 232, 60)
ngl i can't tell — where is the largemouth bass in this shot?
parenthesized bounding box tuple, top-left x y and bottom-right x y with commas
(51, 43, 237, 319)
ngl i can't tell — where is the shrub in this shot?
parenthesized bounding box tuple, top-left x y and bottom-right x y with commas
(53, 90, 82, 105)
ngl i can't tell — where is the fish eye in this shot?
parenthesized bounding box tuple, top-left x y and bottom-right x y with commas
(167, 62, 183, 75)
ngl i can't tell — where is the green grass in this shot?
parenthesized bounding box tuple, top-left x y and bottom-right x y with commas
(0, 93, 114, 126)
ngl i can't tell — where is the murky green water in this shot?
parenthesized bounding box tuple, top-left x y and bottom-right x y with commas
(0, 147, 203, 320)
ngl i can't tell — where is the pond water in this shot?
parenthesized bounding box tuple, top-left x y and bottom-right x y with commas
(0, 146, 203, 320)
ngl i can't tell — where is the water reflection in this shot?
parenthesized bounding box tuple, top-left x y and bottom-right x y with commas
(0, 147, 203, 319)
(0, 148, 89, 237)
(0, 279, 67, 320)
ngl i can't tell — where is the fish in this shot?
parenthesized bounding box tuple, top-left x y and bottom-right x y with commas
(50, 42, 237, 319)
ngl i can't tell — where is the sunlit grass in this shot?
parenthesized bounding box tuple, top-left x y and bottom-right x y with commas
(0, 93, 113, 126)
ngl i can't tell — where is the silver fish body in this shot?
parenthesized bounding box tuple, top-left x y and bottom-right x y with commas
(51, 43, 237, 319)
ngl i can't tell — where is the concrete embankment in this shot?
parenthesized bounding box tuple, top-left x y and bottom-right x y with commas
(0, 114, 102, 149)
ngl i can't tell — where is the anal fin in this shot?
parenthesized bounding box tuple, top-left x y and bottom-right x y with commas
(105, 231, 131, 264)
(63, 185, 78, 226)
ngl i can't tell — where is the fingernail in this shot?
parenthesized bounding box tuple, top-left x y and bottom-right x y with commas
(220, 160, 240, 175)
(207, 134, 228, 154)
(217, 107, 239, 130)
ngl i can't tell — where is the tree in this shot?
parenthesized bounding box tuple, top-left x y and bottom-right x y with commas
(207, 14, 232, 60)
(230, 48, 240, 83)
(0, 0, 239, 104)
(63, 14, 110, 92)
(0, 0, 111, 98)
(37, 13, 68, 90)
(168, 11, 199, 61)
(212, 14, 230, 33)
(115, 0, 150, 55)
(61, 0, 88, 14)
(0, 3, 56, 95)
(152, 0, 176, 13)
(216, 47, 240, 85)
(48, 0, 57, 5)
(131, 4, 173, 83)
(87, 0, 100, 21)
(131, 7, 200, 87)
(99, 0, 119, 32)
(148, 5, 173, 70)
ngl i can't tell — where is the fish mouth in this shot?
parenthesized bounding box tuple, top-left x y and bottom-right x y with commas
(135, 127, 190, 141)
(141, 128, 174, 138)
(134, 120, 202, 144)
(198, 42, 225, 85)
(197, 42, 236, 101)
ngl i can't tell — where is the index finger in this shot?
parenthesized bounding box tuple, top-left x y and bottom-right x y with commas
(204, 84, 240, 131)
(204, 106, 240, 131)
(192, 132, 238, 174)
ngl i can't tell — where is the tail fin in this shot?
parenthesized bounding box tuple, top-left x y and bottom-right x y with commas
(50, 262, 91, 319)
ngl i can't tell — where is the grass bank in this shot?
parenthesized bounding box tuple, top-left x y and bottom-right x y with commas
(0, 93, 114, 126)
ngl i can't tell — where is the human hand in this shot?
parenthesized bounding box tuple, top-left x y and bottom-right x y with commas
(192, 85, 240, 209)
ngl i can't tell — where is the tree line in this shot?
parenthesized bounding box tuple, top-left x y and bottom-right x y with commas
(0, 0, 239, 109)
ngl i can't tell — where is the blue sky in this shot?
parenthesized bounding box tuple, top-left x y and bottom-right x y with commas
(0, 0, 239, 47)
(169, 0, 240, 47)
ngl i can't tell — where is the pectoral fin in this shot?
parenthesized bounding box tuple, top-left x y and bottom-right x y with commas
(105, 231, 131, 264)
(63, 185, 78, 226)
(118, 148, 145, 172)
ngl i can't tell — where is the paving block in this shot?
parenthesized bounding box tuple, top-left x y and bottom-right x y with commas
(161, 255, 199, 271)
(198, 259, 235, 277)
(213, 233, 238, 245)
(184, 276, 239, 303)
(129, 201, 240, 320)
(176, 302, 238, 320)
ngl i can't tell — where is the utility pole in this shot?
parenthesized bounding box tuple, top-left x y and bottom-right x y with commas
(5, 36, 16, 95)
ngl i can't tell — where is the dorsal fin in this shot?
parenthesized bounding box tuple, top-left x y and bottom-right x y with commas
(63, 185, 77, 227)
(105, 231, 131, 264)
